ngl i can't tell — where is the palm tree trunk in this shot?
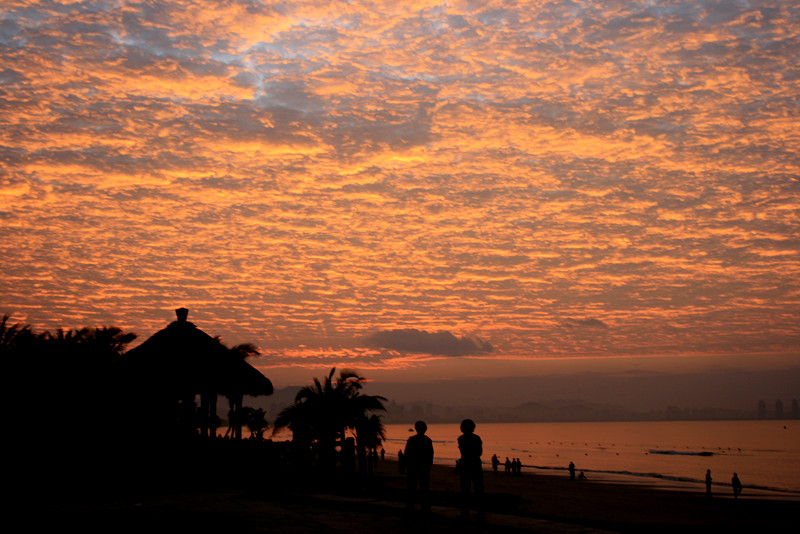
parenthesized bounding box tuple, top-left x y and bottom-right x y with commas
(233, 393, 244, 439)
(200, 393, 210, 438)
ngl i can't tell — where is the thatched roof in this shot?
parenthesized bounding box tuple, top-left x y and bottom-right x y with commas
(123, 308, 272, 398)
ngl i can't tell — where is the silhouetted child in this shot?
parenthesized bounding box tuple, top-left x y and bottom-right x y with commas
(405, 420, 434, 514)
(732, 472, 742, 499)
(458, 419, 484, 520)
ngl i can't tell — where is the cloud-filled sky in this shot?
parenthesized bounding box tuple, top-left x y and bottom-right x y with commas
(2, 0, 798, 385)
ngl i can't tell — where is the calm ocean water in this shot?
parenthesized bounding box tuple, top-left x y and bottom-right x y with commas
(383, 420, 800, 496)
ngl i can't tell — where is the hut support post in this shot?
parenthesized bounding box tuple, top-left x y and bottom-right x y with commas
(199, 392, 217, 438)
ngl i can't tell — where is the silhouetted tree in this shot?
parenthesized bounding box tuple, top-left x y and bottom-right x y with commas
(4, 314, 43, 439)
(218, 341, 261, 440)
(36, 325, 137, 440)
(0, 314, 37, 354)
(4, 315, 139, 491)
(274, 368, 386, 470)
(84, 326, 138, 362)
(355, 413, 386, 475)
(240, 407, 269, 439)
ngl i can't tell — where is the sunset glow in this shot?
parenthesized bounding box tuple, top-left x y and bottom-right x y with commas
(2, 0, 798, 385)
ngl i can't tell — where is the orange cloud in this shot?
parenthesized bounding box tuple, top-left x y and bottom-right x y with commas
(0, 1, 797, 384)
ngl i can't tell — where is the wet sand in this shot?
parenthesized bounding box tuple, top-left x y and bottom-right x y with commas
(27, 459, 798, 533)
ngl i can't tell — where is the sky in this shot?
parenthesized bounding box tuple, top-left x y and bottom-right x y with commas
(2, 0, 799, 388)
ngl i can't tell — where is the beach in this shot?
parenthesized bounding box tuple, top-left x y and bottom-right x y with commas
(30, 458, 797, 533)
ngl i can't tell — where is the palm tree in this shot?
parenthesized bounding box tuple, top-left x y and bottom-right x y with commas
(0, 314, 36, 354)
(39, 325, 136, 371)
(274, 368, 339, 468)
(2, 320, 138, 448)
(84, 326, 137, 361)
(274, 367, 386, 470)
(41, 325, 138, 438)
(219, 341, 261, 440)
(355, 413, 386, 475)
(240, 407, 269, 439)
(3, 314, 42, 437)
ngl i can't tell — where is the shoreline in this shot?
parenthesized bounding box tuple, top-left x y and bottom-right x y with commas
(485, 463, 800, 499)
(408, 456, 800, 499)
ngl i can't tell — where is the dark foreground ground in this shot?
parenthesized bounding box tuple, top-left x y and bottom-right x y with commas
(16, 450, 799, 534)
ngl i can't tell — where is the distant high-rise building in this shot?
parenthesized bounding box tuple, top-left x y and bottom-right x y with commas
(758, 400, 767, 419)
(792, 399, 799, 420)
(775, 399, 785, 419)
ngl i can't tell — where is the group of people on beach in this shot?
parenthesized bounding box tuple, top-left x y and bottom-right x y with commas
(404, 420, 749, 521)
(490, 454, 523, 475)
(404, 419, 485, 520)
(568, 461, 586, 480)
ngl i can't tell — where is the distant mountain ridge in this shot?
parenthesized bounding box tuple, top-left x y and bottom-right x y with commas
(240, 366, 800, 424)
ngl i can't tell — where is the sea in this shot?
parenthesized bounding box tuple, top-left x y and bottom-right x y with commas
(382, 420, 800, 497)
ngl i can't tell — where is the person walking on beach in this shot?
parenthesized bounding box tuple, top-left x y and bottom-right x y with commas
(732, 473, 742, 499)
(705, 469, 712, 498)
(458, 418, 484, 520)
(404, 420, 434, 514)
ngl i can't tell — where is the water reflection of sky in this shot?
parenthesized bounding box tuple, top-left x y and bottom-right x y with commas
(385, 421, 800, 494)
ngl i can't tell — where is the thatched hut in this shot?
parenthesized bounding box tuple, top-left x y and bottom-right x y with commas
(123, 308, 273, 439)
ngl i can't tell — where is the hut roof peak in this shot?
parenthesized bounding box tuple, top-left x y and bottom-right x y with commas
(175, 307, 189, 322)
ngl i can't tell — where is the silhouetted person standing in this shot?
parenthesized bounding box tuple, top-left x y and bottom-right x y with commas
(705, 469, 712, 498)
(405, 420, 434, 514)
(732, 473, 742, 499)
(491, 454, 499, 474)
(458, 419, 484, 520)
(569, 461, 576, 481)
